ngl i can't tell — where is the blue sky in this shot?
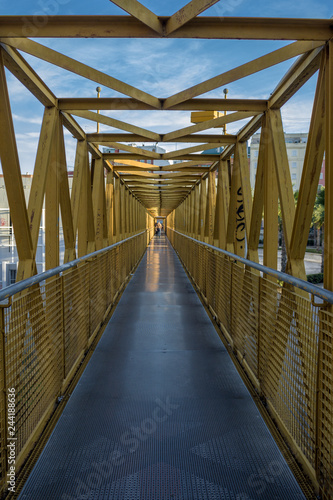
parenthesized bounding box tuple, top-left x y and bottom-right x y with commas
(0, 0, 332, 171)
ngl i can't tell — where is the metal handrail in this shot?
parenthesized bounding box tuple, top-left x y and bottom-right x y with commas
(0, 231, 147, 302)
(168, 228, 333, 304)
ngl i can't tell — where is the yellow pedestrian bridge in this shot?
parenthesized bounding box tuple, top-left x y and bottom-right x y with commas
(0, 3, 332, 499)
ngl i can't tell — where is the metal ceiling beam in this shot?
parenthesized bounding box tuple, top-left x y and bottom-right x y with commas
(0, 16, 331, 40)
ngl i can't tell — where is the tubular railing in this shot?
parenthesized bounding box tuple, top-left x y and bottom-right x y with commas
(168, 227, 333, 500)
(0, 230, 150, 497)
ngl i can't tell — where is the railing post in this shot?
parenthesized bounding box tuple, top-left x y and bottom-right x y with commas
(257, 277, 262, 395)
(60, 275, 66, 384)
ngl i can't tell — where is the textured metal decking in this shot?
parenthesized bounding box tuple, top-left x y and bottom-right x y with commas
(19, 235, 306, 500)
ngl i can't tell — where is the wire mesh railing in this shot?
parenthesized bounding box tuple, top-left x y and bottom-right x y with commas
(167, 227, 333, 500)
(0, 231, 149, 497)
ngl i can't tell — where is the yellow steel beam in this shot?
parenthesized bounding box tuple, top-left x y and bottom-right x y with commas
(222, 46, 325, 162)
(78, 151, 95, 256)
(165, 0, 219, 35)
(198, 179, 207, 240)
(68, 109, 161, 141)
(324, 40, 333, 290)
(109, 0, 163, 35)
(92, 158, 105, 250)
(268, 109, 295, 262)
(119, 168, 208, 175)
(58, 97, 268, 112)
(163, 111, 257, 141)
(160, 160, 213, 170)
(163, 142, 223, 159)
(45, 117, 60, 270)
(58, 117, 76, 263)
(89, 133, 237, 143)
(114, 166, 161, 173)
(213, 160, 229, 249)
(61, 112, 86, 141)
(124, 179, 198, 185)
(204, 171, 216, 244)
(104, 152, 223, 161)
(164, 41, 324, 109)
(247, 118, 265, 265)
(0, 16, 331, 40)
(102, 142, 161, 159)
(0, 51, 34, 280)
(71, 140, 87, 240)
(28, 107, 58, 258)
(269, 46, 323, 109)
(106, 171, 114, 244)
(238, 141, 253, 245)
(0, 43, 56, 107)
(113, 159, 161, 169)
(290, 54, 325, 270)
(113, 176, 121, 242)
(2, 37, 161, 109)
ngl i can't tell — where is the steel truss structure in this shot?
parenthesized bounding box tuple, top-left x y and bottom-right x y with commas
(0, 1, 332, 498)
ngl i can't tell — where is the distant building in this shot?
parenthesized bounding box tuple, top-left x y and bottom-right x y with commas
(0, 174, 70, 289)
(249, 133, 325, 191)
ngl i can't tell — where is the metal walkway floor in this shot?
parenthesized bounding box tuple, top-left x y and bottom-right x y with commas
(19, 235, 306, 500)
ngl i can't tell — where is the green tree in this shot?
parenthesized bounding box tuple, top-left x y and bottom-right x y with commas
(312, 186, 325, 273)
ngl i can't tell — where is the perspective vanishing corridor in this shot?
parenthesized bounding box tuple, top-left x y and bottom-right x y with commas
(0, 2, 332, 499)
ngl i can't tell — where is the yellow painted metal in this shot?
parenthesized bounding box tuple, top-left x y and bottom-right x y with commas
(78, 149, 95, 257)
(28, 107, 58, 263)
(324, 41, 333, 292)
(113, 177, 121, 243)
(58, 97, 268, 112)
(71, 140, 87, 247)
(45, 115, 60, 270)
(88, 132, 237, 144)
(1, 44, 56, 107)
(204, 171, 216, 244)
(226, 147, 244, 255)
(263, 117, 279, 270)
(0, 52, 34, 281)
(106, 171, 114, 244)
(92, 158, 105, 251)
(268, 109, 295, 262)
(167, 229, 330, 496)
(110, 0, 164, 35)
(166, 111, 256, 142)
(0, 232, 149, 496)
(2, 38, 161, 109)
(164, 41, 324, 109)
(163, 142, 224, 159)
(1, 9, 333, 499)
(165, 0, 220, 35)
(290, 55, 326, 277)
(190, 110, 221, 123)
(213, 160, 228, 249)
(198, 178, 207, 241)
(0, 17, 332, 41)
(69, 109, 161, 142)
(238, 141, 252, 245)
(58, 119, 76, 264)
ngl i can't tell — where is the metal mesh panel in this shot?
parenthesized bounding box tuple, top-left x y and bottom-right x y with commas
(63, 265, 89, 377)
(260, 280, 319, 466)
(4, 278, 63, 458)
(317, 307, 333, 500)
(0, 232, 147, 497)
(232, 265, 260, 381)
(168, 228, 332, 497)
(90, 254, 109, 337)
